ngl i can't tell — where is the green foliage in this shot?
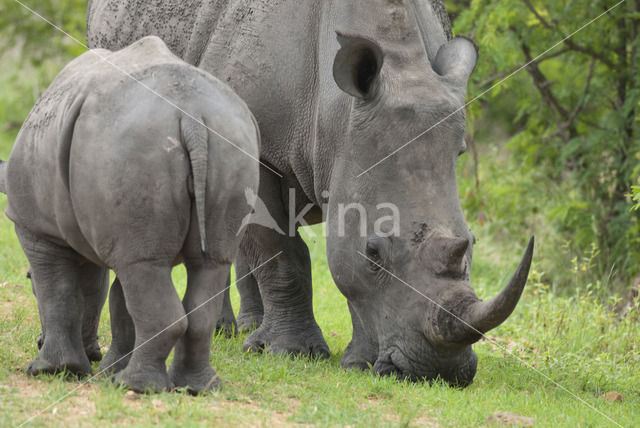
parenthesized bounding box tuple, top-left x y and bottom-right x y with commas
(0, 0, 87, 62)
(632, 177, 640, 211)
(455, 0, 640, 289)
(0, 0, 87, 133)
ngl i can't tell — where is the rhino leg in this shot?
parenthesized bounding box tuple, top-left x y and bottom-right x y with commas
(340, 302, 378, 370)
(31, 266, 106, 362)
(240, 170, 329, 359)
(99, 277, 135, 375)
(78, 264, 108, 362)
(169, 262, 228, 394)
(112, 263, 187, 393)
(235, 251, 264, 332)
(16, 226, 92, 377)
(214, 275, 237, 337)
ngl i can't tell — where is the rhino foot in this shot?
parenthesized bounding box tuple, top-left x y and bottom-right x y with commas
(236, 311, 263, 333)
(341, 339, 377, 371)
(26, 352, 91, 378)
(36, 331, 102, 362)
(113, 364, 172, 394)
(169, 364, 221, 395)
(215, 315, 237, 338)
(84, 340, 103, 362)
(242, 320, 330, 359)
(98, 346, 131, 375)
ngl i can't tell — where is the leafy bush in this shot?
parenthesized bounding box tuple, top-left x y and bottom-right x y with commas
(455, 0, 640, 290)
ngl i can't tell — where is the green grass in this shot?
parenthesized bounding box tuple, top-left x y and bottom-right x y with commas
(0, 125, 638, 426)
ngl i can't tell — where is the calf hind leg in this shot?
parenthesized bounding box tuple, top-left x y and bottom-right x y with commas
(113, 263, 187, 393)
(99, 277, 135, 374)
(78, 264, 109, 362)
(170, 262, 229, 393)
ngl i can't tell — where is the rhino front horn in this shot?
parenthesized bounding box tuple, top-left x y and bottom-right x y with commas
(465, 236, 534, 335)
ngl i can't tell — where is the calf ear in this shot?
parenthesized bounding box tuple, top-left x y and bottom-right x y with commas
(333, 32, 384, 99)
(432, 37, 478, 84)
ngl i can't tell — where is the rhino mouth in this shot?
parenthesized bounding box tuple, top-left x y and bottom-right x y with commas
(372, 347, 424, 382)
(372, 346, 476, 387)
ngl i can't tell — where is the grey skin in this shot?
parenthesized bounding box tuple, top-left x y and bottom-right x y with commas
(0, 36, 260, 393)
(87, 0, 534, 386)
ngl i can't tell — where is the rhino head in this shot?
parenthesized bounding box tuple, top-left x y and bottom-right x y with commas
(324, 31, 533, 386)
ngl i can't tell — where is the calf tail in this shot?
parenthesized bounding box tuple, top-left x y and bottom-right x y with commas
(0, 160, 6, 194)
(182, 116, 209, 259)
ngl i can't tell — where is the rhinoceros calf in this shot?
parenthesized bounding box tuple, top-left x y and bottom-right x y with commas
(0, 36, 260, 393)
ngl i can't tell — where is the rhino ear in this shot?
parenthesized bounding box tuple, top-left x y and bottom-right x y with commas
(432, 37, 478, 84)
(333, 31, 384, 99)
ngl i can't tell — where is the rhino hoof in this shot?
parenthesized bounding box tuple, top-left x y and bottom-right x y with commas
(84, 341, 103, 362)
(26, 355, 92, 378)
(215, 317, 237, 338)
(98, 347, 131, 375)
(113, 366, 173, 394)
(169, 365, 221, 395)
(242, 322, 330, 359)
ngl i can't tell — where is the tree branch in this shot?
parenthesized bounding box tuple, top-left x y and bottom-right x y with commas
(521, 0, 616, 69)
(477, 47, 570, 88)
(520, 41, 578, 141)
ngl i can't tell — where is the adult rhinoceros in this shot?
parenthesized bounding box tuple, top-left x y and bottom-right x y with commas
(87, 0, 533, 386)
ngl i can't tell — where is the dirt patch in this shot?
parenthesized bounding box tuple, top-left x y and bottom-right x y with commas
(1, 375, 100, 427)
(487, 411, 534, 427)
(2, 377, 310, 427)
(357, 396, 440, 427)
(206, 397, 310, 427)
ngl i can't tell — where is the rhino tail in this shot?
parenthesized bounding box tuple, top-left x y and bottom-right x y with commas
(0, 160, 6, 194)
(181, 115, 209, 259)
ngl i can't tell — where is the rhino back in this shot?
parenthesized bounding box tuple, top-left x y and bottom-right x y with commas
(88, 0, 233, 65)
(87, 0, 453, 204)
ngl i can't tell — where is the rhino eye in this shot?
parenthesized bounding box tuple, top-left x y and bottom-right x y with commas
(365, 241, 382, 271)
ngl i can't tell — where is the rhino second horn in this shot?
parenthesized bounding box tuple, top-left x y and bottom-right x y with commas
(444, 237, 469, 273)
(465, 236, 534, 335)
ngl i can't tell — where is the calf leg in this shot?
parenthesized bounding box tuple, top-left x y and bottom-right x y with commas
(169, 262, 229, 393)
(78, 264, 109, 362)
(113, 263, 187, 393)
(15, 227, 91, 377)
(99, 277, 135, 374)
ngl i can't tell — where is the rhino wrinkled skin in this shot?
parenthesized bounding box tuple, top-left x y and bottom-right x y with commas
(86, 0, 534, 386)
(0, 36, 260, 393)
